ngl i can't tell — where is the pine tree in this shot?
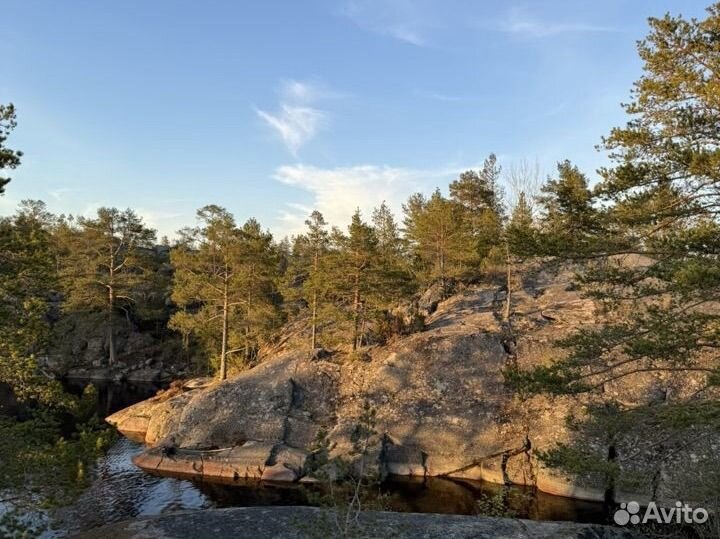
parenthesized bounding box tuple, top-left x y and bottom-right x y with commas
(170, 206, 281, 379)
(450, 154, 506, 267)
(538, 161, 595, 230)
(0, 103, 22, 195)
(372, 202, 416, 302)
(449, 154, 504, 216)
(506, 192, 535, 257)
(304, 211, 330, 349)
(403, 189, 473, 293)
(235, 218, 283, 362)
(371, 202, 403, 263)
(511, 4, 720, 509)
(503, 192, 536, 321)
(533, 160, 601, 257)
(329, 210, 379, 350)
(58, 207, 156, 366)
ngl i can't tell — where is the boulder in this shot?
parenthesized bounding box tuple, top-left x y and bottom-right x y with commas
(261, 463, 298, 482)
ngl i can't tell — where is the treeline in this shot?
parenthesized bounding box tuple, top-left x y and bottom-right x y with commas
(1, 147, 600, 382)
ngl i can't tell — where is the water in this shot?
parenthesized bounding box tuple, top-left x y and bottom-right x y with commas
(48, 380, 609, 536)
(49, 437, 212, 536)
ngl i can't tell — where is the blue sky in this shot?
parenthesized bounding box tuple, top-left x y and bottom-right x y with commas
(0, 0, 710, 238)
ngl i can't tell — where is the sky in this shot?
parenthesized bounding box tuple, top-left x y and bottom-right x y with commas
(0, 0, 711, 238)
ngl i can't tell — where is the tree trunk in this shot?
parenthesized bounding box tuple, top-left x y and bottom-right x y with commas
(311, 290, 318, 349)
(107, 323, 116, 365)
(352, 271, 360, 351)
(107, 286, 116, 365)
(245, 289, 252, 363)
(219, 280, 229, 381)
(438, 236, 446, 299)
(311, 251, 319, 349)
(503, 241, 512, 323)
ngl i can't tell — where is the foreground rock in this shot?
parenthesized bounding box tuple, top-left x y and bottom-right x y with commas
(108, 261, 719, 505)
(133, 441, 308, 482)
(70, 507, 643, 539)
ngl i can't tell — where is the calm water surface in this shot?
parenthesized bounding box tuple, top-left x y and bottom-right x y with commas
(49, 381, 610, 536)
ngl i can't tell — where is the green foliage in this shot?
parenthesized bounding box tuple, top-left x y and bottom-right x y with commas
(305, 402, 388, 538)
(505, 192, 536, 258)
(0, 388, 116, 538)
(403, 189, 474, 289)
(403, 155, 506, 289)
(0, 202, 70, 407)
(170, 206, 282, 378)
(509, 5, 720, 522)
(530, 160, 611, 258)
(283, 210, 334, 349)
(0, 117, 119, 538)
(0, 103, 22, 195)
(329, 211, 381, 350)
(450, 154, 506, 265)
(56, 207, 157, 365)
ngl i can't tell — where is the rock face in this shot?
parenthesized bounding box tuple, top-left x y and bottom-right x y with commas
(108, 262, 719, 505)
(69, 507, 645, 539)
(45, 309, 188, 382)
(132, 441, 310, 483)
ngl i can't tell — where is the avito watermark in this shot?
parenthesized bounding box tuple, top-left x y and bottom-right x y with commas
(614, 501, 708, 526)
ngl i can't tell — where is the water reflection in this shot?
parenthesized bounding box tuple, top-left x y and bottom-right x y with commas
(50, 438, 211, 536)
(62, 378, 164, 416)
(49, 381, 610, 536)
(383, 476, 608, 523)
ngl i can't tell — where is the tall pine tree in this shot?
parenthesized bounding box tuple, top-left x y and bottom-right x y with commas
(512, 4, 720, 511)
(170, 206, 281, 379)
(403, 189, 474, 293)
(58, 208, 156, 366)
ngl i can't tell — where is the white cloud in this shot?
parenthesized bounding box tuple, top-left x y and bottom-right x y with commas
(257, 105, 325, 156)
(272, 163, 464, 236)
(496, 8, 620, 39)
(135, 207, 185, 239)
(256, 80, 333, 156)
(78, 203, 185, 239)
(339, 0, 429, 46)
(384, 25, 425, 46)
(414, 89, 484, 103)
(48, 187, 76, 201)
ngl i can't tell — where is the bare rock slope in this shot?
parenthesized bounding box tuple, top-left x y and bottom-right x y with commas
(108, 262, 715, 503)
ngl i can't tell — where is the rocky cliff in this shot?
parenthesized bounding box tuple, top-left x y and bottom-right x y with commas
(44, 311, 188, 383)
(107, 261, 718, 505)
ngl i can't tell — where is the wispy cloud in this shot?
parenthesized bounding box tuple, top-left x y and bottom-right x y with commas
(272, 162, 470, 236)
(257, 106, 325, 156)
(339, 0, 429, 47)
(494, 7, 620, 39)
(414, 89, 482, 103)
(256, 80, 332, 156)
(382, 25, 425, 46)
(48, 187, 78, 201)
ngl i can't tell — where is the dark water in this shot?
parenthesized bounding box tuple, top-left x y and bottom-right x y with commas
(50, 380, 609, 536)
(62, 378, 165, 417)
